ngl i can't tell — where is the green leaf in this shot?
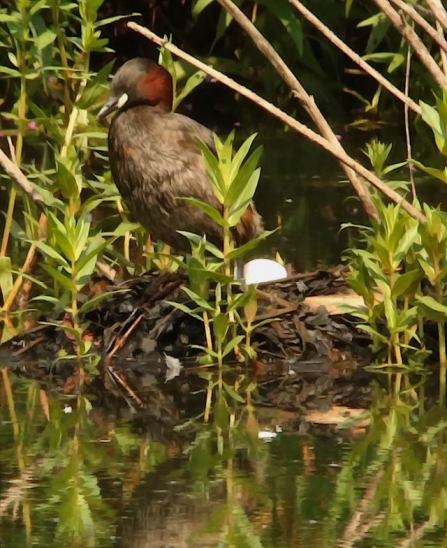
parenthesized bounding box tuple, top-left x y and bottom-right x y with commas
(0, 66, 21, 77)
(0, 14, 19, 22)
(192, 0, 214, 18)
(417, 257, 436, 280)
(41, 264, 76, 292)
(36, 29, 57, 50)
(30, 0, 49, 15)
(345, 0, 354, 17)
(228, 288, 256, 312)
(177, 231, 224, 258)
(73, 219, 91, 261)
(77, 60, 115, 109)
(196, 139, 226, 202)
(259, 0, 304, 55)
(229, 133, 257, 182)
(226, 146, 263, 207)
(252, 317, 280, 329)
(0, 257, 13, 300)
(173, 71, 206, 111)
(391, 270, 421, 299)
(420, 101, 443, 135)
(31, 295, 63, 305)
(56, 158, 81, 202)
(79, 290, 128, 314)
(95, 13, 139, 27)
(226, 230, 275, 260)
(190, 344, 218, 358)
(223, 336, 244, 357)
(181, 286, 214, 311)
(31, 240, 69, 266)
(223, 382, 245, 403)
(412, 160, 447, 183)
(76, 236, 108, 271)
(228, 198, 254, 227)
(214, 312, 229, 341)
(164, 300, 204, 321)
(417, 295, 447, 322)
(420, 100, 447, 154)
(181, 197, 227, 227)
(112, 221, 141, 236)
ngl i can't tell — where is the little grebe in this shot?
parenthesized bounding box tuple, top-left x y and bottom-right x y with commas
(97, 58, 263, 253)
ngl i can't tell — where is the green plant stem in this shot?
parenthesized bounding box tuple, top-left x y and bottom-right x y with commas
(388, 270, 401, 366)
(1, 54, 26, 257)
(51, 3, 71, 125)
(245, 325, 251, 349)
(433, 258, 446, 403)
(204, 376, 213, 423)
(394, 372, 402, 394)
(1, 367, 32, 535)
(223, 206, 238, 360)
(436, 293, 447, 404)
(61, 80, 87, 159)
(203, 310, 213, 351)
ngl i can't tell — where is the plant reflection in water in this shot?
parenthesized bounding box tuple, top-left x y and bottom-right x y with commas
(1, 372, 447, 547)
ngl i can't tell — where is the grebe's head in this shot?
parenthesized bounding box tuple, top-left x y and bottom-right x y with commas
(97, 58, 173, 120)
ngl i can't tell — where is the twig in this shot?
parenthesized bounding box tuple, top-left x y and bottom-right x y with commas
(425, 0, 447, 33)
(127, 22, 426, 223)
(289, 0, 421, 115)
(0, 148, 44, 203)
(397, 520, 429, 548)
(105, 312, 143, 362)
(404, 46, 415, 199)
(437, 20, 447, 77)
(12, 335, 45, 357)
(216, 0, 378, 222)
(338, 470, 384, 546)
(389, 0, 447, 54)
(373, 0, 447, 89)
(105, 366, 144, 407)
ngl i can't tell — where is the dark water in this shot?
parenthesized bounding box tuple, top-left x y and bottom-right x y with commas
(253, 129, 361, 272)
(1, 374, 447, 548)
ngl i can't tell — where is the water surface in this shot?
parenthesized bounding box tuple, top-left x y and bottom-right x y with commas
(1, 375, 447, 547)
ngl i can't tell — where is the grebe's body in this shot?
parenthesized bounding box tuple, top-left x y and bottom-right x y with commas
(98, 58, 262, 252)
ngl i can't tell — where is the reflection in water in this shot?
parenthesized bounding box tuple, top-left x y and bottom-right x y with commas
(1, 373, 447, 547)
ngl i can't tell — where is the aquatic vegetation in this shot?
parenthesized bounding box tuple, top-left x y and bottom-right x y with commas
(0, 0, 447, 402)
(344, 88, 447, 399)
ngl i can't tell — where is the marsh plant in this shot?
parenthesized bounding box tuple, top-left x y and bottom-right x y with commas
(0, 0, 275, 388)
(346, 91, 447, 401)
(0, 0, 122, 334)
(165, 131, 276, 417)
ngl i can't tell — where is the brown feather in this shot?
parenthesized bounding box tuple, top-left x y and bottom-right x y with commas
(103, 58, 263, 253)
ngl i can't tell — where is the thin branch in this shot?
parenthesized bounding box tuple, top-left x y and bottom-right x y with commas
(437, 20, 447, 77)
(389, 0, 447, 53)
(373, 0, 447, 89)
(425, 0, 447, 33)
(0, 148, 44, 203)
(404, 47, 417, 200)
(404, 46, 415, 199)
(337, 470, 385, 548)
(127, 22, 426, 223)
(397, 520, 429, 548)
(216, 0, 378, 222)
(289, 0, 421, 116)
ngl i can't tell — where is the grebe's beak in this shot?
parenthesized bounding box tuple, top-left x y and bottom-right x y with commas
(97, 93, 129, 120)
